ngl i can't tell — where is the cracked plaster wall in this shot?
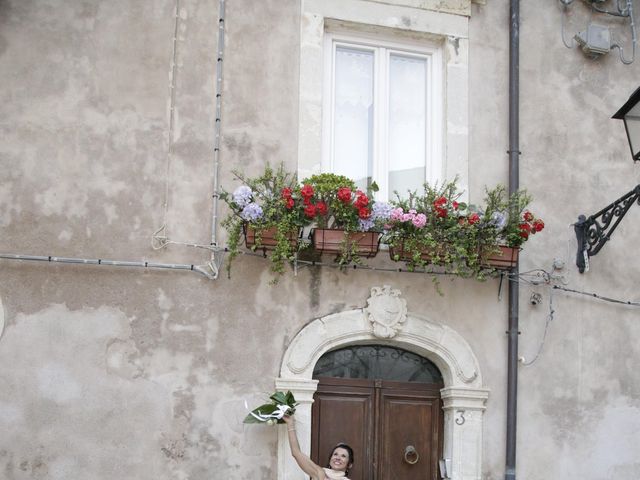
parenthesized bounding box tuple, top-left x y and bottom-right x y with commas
(0, 0, 639, 479)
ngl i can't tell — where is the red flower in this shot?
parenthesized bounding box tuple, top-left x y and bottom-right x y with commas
(304, 204, 317, 218)
(453, 201, 460, 210)
(533, 219, 545, 232)
(355, 191, 369, 208)
(300, 184, 314, 199)
(303, 197, 312, 206)
(434, 196, 447, 207)
(519, 223, 531, 233)
(316, 201, 328, 216)
(281, 187, 292, 199)
(337, 187, 352, 203)
(285, 198, 294, 210)
(468, 213, 480, 225)
(435, 207, 448, 218)
(358, 207, 371, 219)
(523, 211, 534, 222)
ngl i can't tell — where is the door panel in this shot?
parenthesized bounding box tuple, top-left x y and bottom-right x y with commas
(312, 377, 443, 480)
(312, 378, 374, 480)
(379, 384, 442, 480)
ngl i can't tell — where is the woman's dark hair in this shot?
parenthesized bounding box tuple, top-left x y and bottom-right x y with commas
(326, 443, 354, 475)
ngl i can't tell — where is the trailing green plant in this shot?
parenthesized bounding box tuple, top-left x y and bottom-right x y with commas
(481, 185, 545, 249)
(380, 178, 486, 280)
(220, 164, 310, 280)
(220, 166, 545, 284)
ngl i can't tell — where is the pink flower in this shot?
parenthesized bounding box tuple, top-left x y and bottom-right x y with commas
(390, 208, 404, 221)
(412, 213, 427, 228)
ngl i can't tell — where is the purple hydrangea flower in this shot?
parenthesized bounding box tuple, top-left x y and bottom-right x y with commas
(371, 202, 394, 221)
(358, 218, 375, 231)
(490, 211, 508, 230)
(241, 202, 263, 221)
(232, 185, 253, 208)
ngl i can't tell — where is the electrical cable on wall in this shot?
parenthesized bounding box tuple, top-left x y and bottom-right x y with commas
(558, 0, 637, 63)
(519, 287, 555, 366)
(552, 285, 640, 306)
(152, 0, 181, 252)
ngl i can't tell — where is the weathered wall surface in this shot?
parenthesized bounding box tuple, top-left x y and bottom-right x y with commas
(1, 1, 639, 480)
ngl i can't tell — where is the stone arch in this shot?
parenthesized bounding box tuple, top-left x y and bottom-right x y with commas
(276, 288, 490, 480)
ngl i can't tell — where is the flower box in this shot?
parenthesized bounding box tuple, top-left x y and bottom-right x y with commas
(311, 229, 380, 258)
(482, 245, 519, 270)
(244, 224, 299, 251)
(388, 240, 447, 265)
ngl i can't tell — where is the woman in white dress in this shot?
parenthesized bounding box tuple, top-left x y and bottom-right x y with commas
(283, 415, 354, 480)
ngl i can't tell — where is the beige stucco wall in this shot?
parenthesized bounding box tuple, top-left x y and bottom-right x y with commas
(0, 1, 639, 479)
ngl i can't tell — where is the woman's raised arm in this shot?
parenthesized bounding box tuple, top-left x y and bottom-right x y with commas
(283, 415, 325, 480)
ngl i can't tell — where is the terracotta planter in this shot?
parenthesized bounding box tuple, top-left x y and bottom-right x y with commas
(388, 240, 447, 265)
(482, 245, 519, 270)
(244, 224, 299, 251)
(311, 229, 380, 258)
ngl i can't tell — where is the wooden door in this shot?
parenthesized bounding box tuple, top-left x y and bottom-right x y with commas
(378, 380, 442, 480)
(312, 377, 443, 480)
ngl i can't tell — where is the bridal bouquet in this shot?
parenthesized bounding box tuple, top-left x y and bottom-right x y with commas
(244, 390, 298, 425)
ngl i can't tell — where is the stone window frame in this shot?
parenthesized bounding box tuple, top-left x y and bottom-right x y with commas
(275, 306, 489, 480)
(297, 0, 471, 195)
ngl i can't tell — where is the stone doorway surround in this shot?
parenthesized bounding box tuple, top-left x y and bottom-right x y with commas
(275, 286, 489, 480)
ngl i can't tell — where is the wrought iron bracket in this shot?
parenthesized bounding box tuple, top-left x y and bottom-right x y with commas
(575, 184, 640, 273)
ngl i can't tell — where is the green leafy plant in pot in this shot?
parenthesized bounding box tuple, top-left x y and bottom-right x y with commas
(220, 164, 310, 280)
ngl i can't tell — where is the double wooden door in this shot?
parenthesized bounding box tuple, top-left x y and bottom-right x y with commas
(311, 377, 443, 480)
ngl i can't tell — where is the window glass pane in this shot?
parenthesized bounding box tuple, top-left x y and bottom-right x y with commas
(313, 345, 443, 384)
(333, 46, 374, 191)
(388, 53, 427, 198)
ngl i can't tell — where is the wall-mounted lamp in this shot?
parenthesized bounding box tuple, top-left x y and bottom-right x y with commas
(612, 86, 640, 162)
(574, 88, 640, 273)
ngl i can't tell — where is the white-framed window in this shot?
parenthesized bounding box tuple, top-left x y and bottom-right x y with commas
(322, 31, 443, 200)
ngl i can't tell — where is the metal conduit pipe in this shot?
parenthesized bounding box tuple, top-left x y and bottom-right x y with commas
(505, 1, 520, 479)
(0, 254, 217, 279)
(210, 0, 225, 250)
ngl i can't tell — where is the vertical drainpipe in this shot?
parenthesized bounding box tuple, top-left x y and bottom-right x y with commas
(505, 1, 520, 480)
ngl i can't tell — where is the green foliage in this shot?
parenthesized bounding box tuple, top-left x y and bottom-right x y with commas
(383, 178, 485, 281)
(482, 185, 543, 248)
(243, 391, 298, 425)
(219, 165, 545, 284)
(301, 173, 379, 268)
(220, 164, 310, 280)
